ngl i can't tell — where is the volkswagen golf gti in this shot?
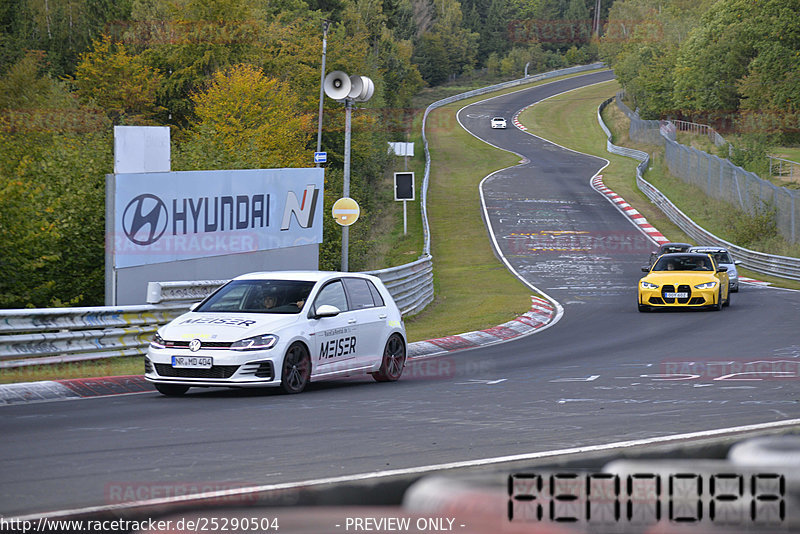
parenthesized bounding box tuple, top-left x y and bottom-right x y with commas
(146, 271, 407, 395)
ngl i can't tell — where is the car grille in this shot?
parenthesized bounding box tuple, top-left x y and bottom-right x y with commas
(154, 364, 239, 379)
(144, 357, 154, 374)
(255, 362, 274, 379)
(161, 340, 233, 349)
(661, 284, 691, 304)
(648, 297, 665, 305)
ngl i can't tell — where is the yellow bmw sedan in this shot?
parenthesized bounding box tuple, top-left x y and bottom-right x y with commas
(638, 253, 730, 312)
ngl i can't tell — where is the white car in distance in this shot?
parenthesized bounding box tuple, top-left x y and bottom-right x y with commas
(146, 271, 407, 396)
(491, 117, 507, 129)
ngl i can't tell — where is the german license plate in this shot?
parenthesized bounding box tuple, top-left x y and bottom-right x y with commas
(172, 356, 213, 369)
(665, 292, 688, 299)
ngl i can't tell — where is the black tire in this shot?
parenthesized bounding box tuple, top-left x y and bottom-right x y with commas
(155, 383, 190, 396)
(372, 334, 406, 382)
(724, 289, 731, 307)
(713, 288, 723, 311)
(280, 342, 311, 394)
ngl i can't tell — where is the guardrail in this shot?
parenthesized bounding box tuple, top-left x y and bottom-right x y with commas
(0, 305, 186, 369)
(0, 63, 605, 370)
(0, 259, 434, 369)
(599, 97, 800, 281)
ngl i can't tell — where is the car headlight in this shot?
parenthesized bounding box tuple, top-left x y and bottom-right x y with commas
(230, 334, 278, 351)
(640, 280, 659, 289)
(150, 333, 166, 349)
(694, 281, 717, 289)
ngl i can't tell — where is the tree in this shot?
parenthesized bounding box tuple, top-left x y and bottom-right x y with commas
(0, 51, 110, 307)
(177, 64, 313, 170)
(73, 35, 164, 123)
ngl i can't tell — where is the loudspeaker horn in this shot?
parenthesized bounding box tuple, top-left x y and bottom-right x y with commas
(324, 71, 351, 100)
(356, 76, 374, 102)
(347, 75, 363, 100)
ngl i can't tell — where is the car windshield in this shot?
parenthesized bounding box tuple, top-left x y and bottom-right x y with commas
(653, 255, 714, 271)
(691, 250, 732, 264)
(195, 279, 315, 314)
(711, 252, 732, 264)
(659, 244, 689, 254)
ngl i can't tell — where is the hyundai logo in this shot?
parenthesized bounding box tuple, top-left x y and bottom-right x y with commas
(189, 339, 202, 352)
(122, 193, 168, 246)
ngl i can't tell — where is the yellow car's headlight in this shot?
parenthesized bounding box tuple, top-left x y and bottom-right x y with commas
(694, 281, 717, 289)
(640, 280, 659, 289)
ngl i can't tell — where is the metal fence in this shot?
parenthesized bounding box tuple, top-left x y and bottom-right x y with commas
(769, 156, 800, 183)
(617, 94, 799, 245)
(599, 97, 800, 281)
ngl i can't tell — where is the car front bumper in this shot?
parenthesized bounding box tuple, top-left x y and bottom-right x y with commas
(145, 346, 284, 388)
(638, 286, 719, 308)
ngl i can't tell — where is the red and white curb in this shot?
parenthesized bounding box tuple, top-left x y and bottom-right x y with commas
(591, 175, 669, 244)
(0, 375, 152, 406)
(407, 296, 555, 358)
(591, 175, 770, 287)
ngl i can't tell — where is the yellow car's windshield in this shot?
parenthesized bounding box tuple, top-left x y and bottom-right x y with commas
(653, 254, 714, 272)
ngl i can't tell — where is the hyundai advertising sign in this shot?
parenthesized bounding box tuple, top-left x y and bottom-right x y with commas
(111, 168, 324, 269)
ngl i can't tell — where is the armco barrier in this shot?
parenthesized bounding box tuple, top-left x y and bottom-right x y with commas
(599, 97, 800, 281)
(0, 64, 604, 369)
(0, 305, 186, 369)
(0, 259, 433, 369)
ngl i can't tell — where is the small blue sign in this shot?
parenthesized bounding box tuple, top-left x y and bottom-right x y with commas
(314, 152, 327, 164)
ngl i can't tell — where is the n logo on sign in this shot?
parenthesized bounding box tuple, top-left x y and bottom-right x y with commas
(281, 185, 319, 230)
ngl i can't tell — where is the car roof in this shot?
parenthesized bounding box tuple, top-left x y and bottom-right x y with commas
(233, 271, 376, 283)
(659, 242, 691, 249)
(658, 252, 714, 260)
(492, 117, 504, 120)
(688, 246, 728, 253)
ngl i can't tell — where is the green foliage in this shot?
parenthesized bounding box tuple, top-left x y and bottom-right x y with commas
(602, 0, 799, 141)
(73, 35, 165, 123)
(0, 52, 111, 308)
(722, 201, 779, 249)
(0, 0, 133, 77)
(175, 63, 313, 170)
(726, 129, 776, 178)
(412, 0, 479, 85)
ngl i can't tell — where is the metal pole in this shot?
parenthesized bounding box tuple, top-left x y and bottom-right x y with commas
(403, 200, 407, 235)
(316, 20, 330, 167)
(342, 98, 352, 271)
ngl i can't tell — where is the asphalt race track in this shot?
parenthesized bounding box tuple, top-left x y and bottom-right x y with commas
(2, 71, 799, 518)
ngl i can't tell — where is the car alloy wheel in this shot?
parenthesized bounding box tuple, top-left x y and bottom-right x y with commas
(372, 334, 406, 382)
(281, 343, 311, 394)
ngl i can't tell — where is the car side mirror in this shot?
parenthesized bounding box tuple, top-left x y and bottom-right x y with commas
(717, 266, 728, 272)
(734, 260, 742, 265)
(641, 266, 651, 273)
(313, 304, 341, 319)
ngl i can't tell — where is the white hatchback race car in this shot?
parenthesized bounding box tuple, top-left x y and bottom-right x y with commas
(146, 271, 407, 396)
(491, 117, 507, 129)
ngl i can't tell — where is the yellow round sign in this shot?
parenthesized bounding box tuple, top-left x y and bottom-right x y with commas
(332, 197, 360, 226)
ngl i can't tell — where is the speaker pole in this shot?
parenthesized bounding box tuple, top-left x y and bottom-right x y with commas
(316, 20, 330, 167)
(341, 97, 352, 271)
